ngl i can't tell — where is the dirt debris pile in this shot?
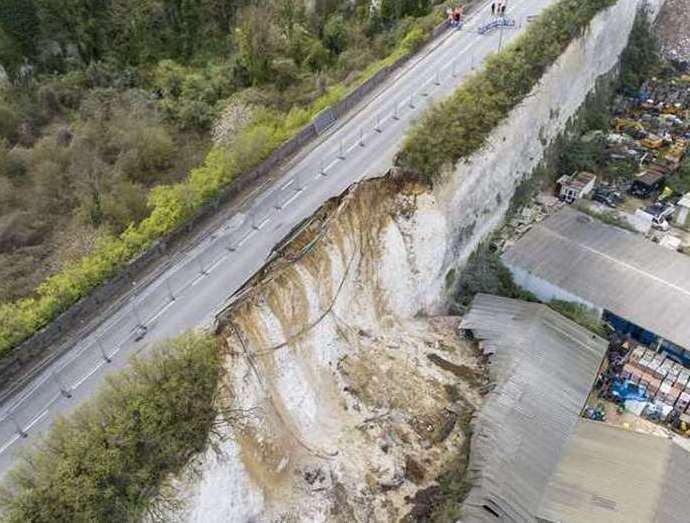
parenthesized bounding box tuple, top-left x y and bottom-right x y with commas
(166, 179, 486, 522)
(655, 0, 690, 65)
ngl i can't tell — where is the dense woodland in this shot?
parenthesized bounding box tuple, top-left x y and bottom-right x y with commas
(0, 0, 438, 304)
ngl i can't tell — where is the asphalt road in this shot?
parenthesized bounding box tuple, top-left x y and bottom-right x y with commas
(0, 0, 552, 478)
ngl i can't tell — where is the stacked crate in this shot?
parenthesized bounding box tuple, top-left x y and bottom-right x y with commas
(620, 345, 690, 411)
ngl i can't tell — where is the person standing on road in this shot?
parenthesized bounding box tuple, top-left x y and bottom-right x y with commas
(500, 2, 507, 15)
(491, 2, 496, 16)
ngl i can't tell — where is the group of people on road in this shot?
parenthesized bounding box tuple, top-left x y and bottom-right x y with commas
(490, 1, 508, 16)
(447, 5, 465, 26)
(447, 1, 508, 28)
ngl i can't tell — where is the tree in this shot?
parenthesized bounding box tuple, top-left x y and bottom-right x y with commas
(0, 100, 19, 142)
(0, 0, 40, 75)
(380, 0, 431, 24)
(35, 0, 111, 66)
(668, 158, 690, 195)
(234, 4, 277, 84)
(619, 12, 659, 93)
(323, 14, 347, 55)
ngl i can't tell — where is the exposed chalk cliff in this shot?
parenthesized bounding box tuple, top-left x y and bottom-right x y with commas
(162, 0, 666, 520)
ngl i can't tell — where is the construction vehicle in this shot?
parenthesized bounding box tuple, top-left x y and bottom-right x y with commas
(665, 138, 687, 164)
(613, 117, 645, 138)
(663, 103, 685, 115)
(641, 133, 663, 149)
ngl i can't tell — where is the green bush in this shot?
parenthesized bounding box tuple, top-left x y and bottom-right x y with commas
(0, 332, 220, 523)
(451, 243, 537, 308)
(401, 27, 426, 53)
(668, 157, 690, 195)
(397, 0, 617, 181)
(619, 11, 659, 93)
(549, 300, 607, 337)
(0, 100, 19, 142)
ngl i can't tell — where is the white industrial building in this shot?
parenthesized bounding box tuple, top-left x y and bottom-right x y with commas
(502, 207, 690, 364)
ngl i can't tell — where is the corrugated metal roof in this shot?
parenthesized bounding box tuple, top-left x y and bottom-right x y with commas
(502, 207, 690, 350)
(459, 294, 608, 522)
(538, 420, 690, 523)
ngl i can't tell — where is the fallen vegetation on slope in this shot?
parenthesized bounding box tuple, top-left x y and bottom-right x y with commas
(397, 0, 617, 181)
(0, 332, 220, 523)
(451, 243, 537, 310)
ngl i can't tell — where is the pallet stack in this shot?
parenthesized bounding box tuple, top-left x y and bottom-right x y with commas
(622, 346, 690, 410)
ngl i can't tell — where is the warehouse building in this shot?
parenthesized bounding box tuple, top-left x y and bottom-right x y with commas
(459, 294, 608, 522)
(460, 295, 690, 522)
(502, 207, 690, 365)
(538, 420, 690, 523)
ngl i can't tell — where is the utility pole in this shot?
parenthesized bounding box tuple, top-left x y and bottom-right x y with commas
(53, 373, 72, 399)
(132, 301, 144, 327)
(165, 278, 175, 302)
(7, 413, 27, 438)
(98, 337, 112, 363)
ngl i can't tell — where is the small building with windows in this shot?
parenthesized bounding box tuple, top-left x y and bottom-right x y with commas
(556, 171, 597, 203)
(502, 207, 690, 365)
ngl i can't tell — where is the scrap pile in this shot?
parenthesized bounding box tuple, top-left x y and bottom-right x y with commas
(493, 194, 564, 252)
(601, 344, 690, 431)
(609, 76, 690, 196)
(622, 346, 690, 408)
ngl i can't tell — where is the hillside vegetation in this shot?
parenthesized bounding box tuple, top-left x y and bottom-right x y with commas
(0, 0, 447, 356)
(0, 332, 220, 522)
(397, 0, 618, 181)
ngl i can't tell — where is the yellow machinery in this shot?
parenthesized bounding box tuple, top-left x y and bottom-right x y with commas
(663, 103, 685, 115)
(641, 134, 663, 149)
(665, 138, 687, 164)
(614, 117, 644, 134)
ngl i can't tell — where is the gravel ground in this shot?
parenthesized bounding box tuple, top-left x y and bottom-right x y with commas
(655, 0, 690, 65)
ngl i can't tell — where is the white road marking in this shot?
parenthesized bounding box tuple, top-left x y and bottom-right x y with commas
(110, 342, 124, 358)
(0, 434, 19, 455)
(205, 253, 228, 275)
(146, 299, 176, 325)
(23, 409, 49, 434)
(72, 361, 105, 390)
(323, 31, 486, 167)
(281, 191, 301, 210)
(281, 179, 295, 191)
(237, 230, 256, 248)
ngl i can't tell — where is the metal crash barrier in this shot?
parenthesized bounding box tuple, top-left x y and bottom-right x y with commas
(478, 16, 516, 34)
